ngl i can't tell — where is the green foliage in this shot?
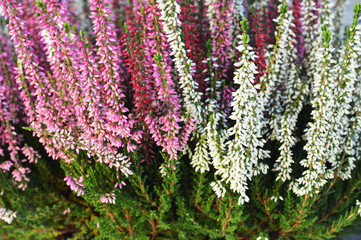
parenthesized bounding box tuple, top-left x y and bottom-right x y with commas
(2, 130, 361, 239)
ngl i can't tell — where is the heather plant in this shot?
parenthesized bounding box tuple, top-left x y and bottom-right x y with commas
(1, 0, 361, 239)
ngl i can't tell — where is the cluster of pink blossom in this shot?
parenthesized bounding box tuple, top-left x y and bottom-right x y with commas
(0, 0, 195, 199)
(64, 175, 85, 196)
(100, 190, 116, 204)
(0, 33, 39, 190)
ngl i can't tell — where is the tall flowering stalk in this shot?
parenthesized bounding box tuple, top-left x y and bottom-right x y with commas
(268, 4, 307, 181)
(210, 19, 269, 205)
(157, 0, 211, 173)
(141, 0, 187, 160)
(89, 0, 141, 159)
(0, 0, 56, 189)
(260, 2, 294, 137)
(293, 14, 360, 195)
(156, 0, 202, 127)
(292, 25, 336, 196)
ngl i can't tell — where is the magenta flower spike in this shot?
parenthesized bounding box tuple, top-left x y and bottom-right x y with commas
(205, 0, 233, 113)
(142, 2, 184, 160)
(89, 0, 137, 147)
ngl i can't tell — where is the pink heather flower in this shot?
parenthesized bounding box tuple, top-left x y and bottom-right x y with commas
(36, 3, 82, 124)
(64, 176, 85, 196)
(142, 2, 191, 160)
(0, 33, 37, 190)
(100, 191, 116, 204)
(89, 0, 137, 145)
(0, 38, 22, 123)
(0, 0, 56, 134)
(12, 167, 30, 183)
(178, 116, 195, 151)
(100, 196, 107, 203)
(63, 208, 70, 215)
(114, 180, 126, 190)
(0, 161, 13, 171)
(21, 145, 41, 164)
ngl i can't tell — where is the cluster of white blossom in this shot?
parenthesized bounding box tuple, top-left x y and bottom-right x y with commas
(205, 104, 227, 173)
(266, 5, 307, 183)
(157, 0, 214, 173)
(292, 25, 336, 196)
(0, 207, 17, 224)
(272, 79, 308, 182)
(256, 235, 269, 240)
(210, 33, 269, 205)
(330, 54, 356, 179)
(356, 200, 361, 217)
(156, 0, 203, 127)
(292, 6, 361, 195)
(204, 0, 216, 33)
(230, 2, 244, 60)
(188, 136, 210, 172)
(233, 0, 245, 19)
(320, 0, 336, 36)
(332, 0, 346, 41)
(158, 0, 361, 204)
(158, 0, 231, 176)
(338, 13, 361, 180)
(262, 3, 291, 139)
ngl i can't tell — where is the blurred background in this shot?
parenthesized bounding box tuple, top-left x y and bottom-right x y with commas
(344, 0, 360, 25)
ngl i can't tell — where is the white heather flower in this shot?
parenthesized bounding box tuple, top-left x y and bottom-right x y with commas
(261, 4, 295, 140)
(320, 0, 336, 35)
(230, 0, 245, 59)
(190, 136, 210, 173)
(0, 208, 17, 224)
(157, 0, 202, 125)
(233, 0, 245, 19)
(273, 77, 308, 182)
(256, 235, 269, 240)
(205, 109, 232, 184)
(356, 200, 361, 217)
(204, 0, 216, 34)
(210, 180, 226, 198)
(268, 6, 309, 182)
(338, 13, 361, 179)
(157, 0, 210, 173)
(216, 36, 268, 205)
(293, 24, 356, 196)
(292, 27, 331, 195)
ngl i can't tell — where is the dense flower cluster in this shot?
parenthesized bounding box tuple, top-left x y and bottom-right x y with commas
(1, 0, 361, 238)
(0, 207, 16, 224)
